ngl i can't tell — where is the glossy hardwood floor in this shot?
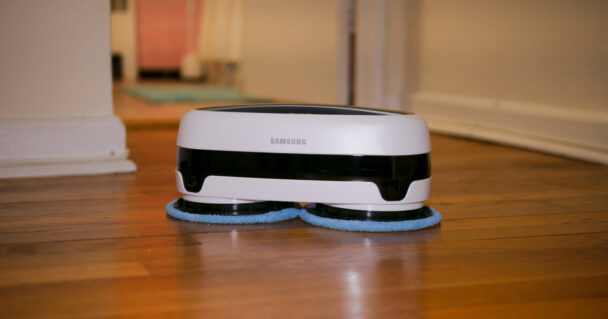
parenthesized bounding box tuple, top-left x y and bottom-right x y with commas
(1, 128, 607, 318)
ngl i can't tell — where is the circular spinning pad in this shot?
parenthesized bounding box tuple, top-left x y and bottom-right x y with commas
(166, 199, 300, 224)
(299, 204, 442, 232)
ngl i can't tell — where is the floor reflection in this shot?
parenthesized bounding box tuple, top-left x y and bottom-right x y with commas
(165, 217, 440, 317)
(345, 269, 363, 319)
(306, 226, 440, 318)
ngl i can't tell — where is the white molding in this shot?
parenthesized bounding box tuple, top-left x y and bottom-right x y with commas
(355, 0, 386, 108)
(409, 92, 608, 165)
(0, 158, 136, 179)
(355, 0, 406, 111)
(335, 0, 352, 105)
(384, 0, 407, 111)
(0, 116, 136, 178)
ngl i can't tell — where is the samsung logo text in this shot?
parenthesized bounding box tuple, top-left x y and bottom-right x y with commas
(270, 137, 307, 145)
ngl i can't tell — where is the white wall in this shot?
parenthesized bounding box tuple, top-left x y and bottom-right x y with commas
(240, 0, 347, 104)
(0, 0, 113, 119)
(403, 0, 608, 164)
(111, 0, 138, 81)
(0, 0, 135, 177)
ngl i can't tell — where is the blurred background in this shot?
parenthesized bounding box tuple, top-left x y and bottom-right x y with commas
(110, 0, 607, 163)
(0, 0, 606, 178)
(111, 0, 355, 127)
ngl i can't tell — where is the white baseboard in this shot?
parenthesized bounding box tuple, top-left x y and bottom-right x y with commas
(408, 92, 608, 165)
(0, 116, 136, 178)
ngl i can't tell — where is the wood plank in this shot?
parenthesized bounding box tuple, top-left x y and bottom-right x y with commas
(0, 261, 149, 286)
(0, 124, 606, 318)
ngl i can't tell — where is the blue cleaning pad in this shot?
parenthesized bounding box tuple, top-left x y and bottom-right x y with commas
(166, 199, 300, 224)
(167, 199, 441, 231)
(298, 207, 442, 232)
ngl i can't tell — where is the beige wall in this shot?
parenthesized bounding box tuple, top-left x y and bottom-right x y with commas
(0, 0, 113, 120)
(111, 0, 138, 81)
(406, 0, 608, 112)
(240, 0, 346, 104)
(404, 0, 607, 163)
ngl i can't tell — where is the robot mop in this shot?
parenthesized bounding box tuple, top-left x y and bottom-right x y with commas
(166, 104, 441, 232)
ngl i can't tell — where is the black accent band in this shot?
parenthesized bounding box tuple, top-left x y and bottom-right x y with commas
(174, 198, 296, 216)
(138, 69, 180, 79)
(199, 104, 412, 115)
(207, 105, 383, 115)
(306, 203, 433, 221)
(178, 148, 430, 201)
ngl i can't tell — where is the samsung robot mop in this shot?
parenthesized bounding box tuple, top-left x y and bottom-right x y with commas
(166, 104, 442, 232)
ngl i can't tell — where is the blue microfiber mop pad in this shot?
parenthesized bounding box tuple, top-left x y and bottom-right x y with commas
(298, 207, 442, 232)
(166, 199, 300, 224)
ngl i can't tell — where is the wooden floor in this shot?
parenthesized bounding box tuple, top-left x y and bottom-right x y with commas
(1, 127, 607, 318)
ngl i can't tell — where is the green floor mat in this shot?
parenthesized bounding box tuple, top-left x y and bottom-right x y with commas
(124, 85, 272, 103)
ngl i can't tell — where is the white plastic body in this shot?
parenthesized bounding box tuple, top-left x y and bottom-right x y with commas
(177, 106, 430, 156)
(176, 105, 431, 211)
